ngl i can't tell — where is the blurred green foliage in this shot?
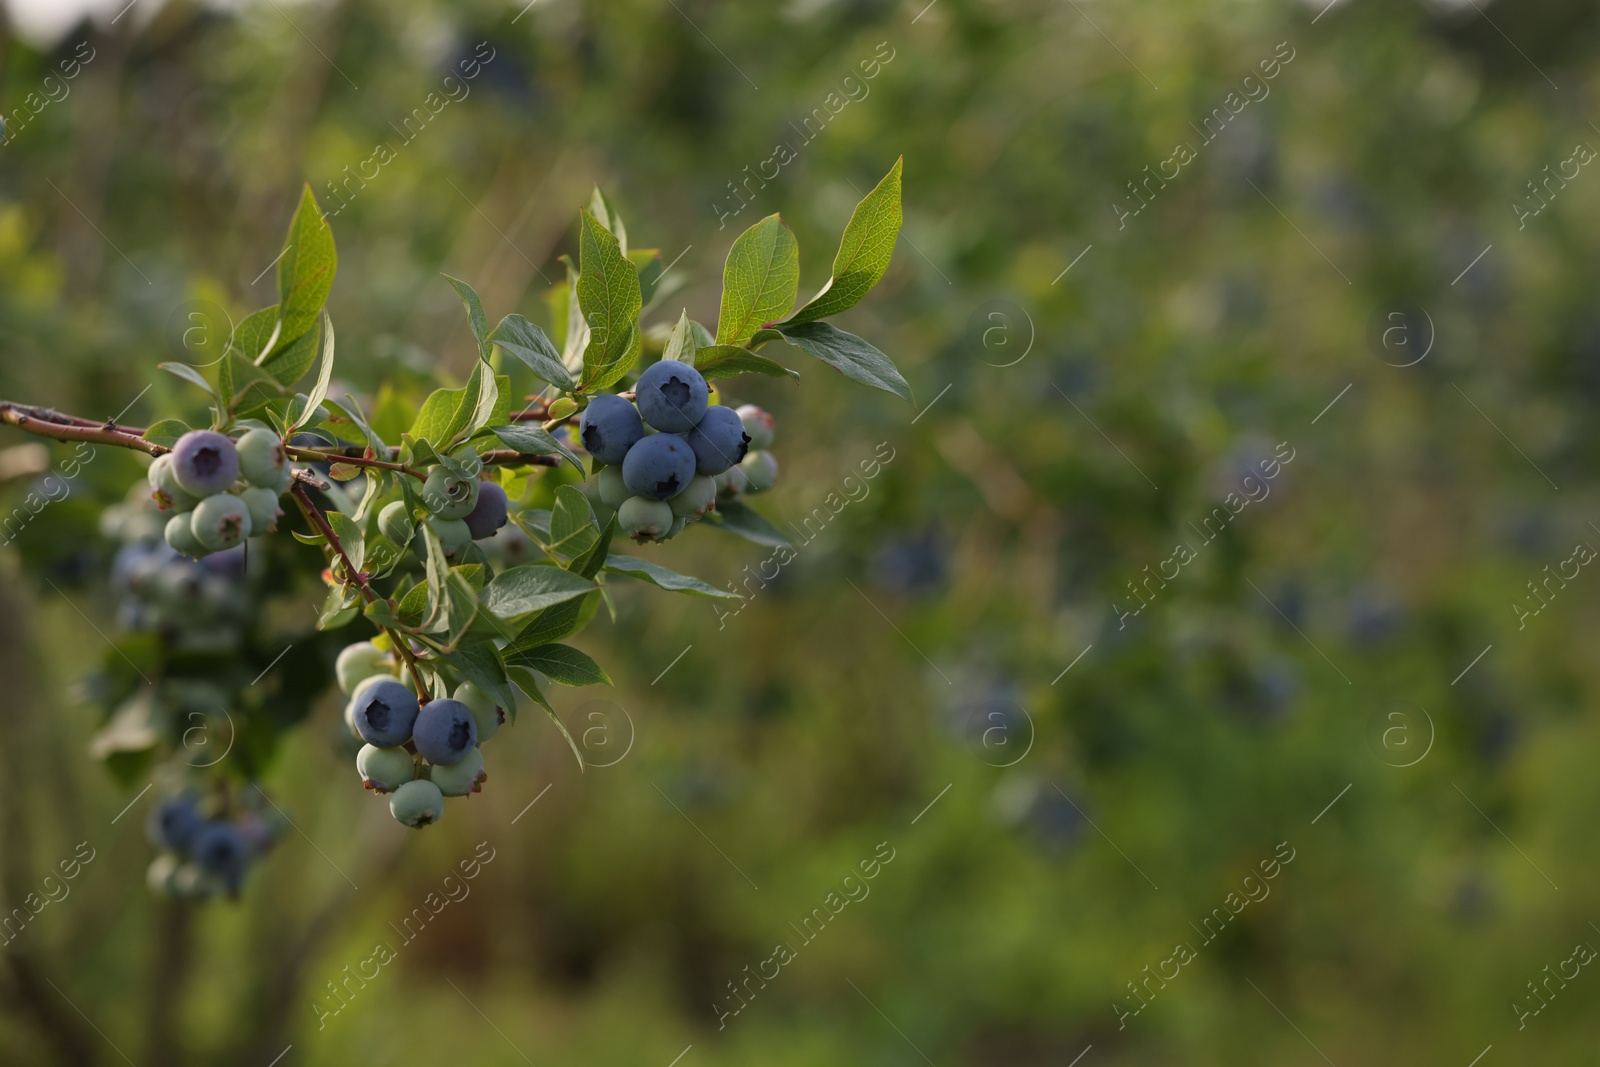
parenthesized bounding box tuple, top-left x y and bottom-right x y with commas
(4, 0, 1600, 1063)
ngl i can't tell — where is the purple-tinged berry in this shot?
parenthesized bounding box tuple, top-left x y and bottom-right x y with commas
(453, 682, 503, 744)
(147, 795, 203, 852)
(171, 430, 240, 496)
(464, 481, 509, 540)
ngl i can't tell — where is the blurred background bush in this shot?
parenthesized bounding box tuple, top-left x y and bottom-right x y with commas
(3, 0, 1600, 1063)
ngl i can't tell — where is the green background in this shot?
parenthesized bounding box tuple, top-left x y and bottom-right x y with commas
(2, 0, 1599, 1063)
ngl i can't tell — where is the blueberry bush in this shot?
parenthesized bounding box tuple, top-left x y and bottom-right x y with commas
(0, 161, 907, 884)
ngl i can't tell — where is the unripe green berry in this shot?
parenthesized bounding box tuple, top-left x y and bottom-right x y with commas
(597, 465, 630, 508)
(378, 500, 414, 545)
(357, 744, 416, 793)
(148, 454, 200, 512)
(425, 516, 472, 559)
(239, 486, 282, 533)
(668, 474, 716, 522)
(236, 428, 289, 489)
(453, 681, 502, 744)
(422, 466, 479, 520)
(739, 450, 778, 493)
(713, 466, 747, 503)
(428, 747, 485, 797)
(619, 496, 673, 543)
(336, 641, 392, 696)
(164, 512, 207, 557)
(389, 779, 445, 828)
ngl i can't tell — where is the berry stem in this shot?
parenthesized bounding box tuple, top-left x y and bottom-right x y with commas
(287, 482, 431, 699)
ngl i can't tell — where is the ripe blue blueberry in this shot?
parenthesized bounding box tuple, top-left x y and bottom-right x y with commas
(635, 360, 709, 432)
(147, 455, 199, 512)
(240, 487, 282, 534)
(171, 430, 241, 497)
(621, 434, 696, 500)
(164, 512, 207, 557)
(336, 641, 392, 695)
(357, 744, 416, 793)
(619, 496, 674, 543)
(352, 679, 420, 747)
(739, 450, 779, 493)
(596, 465, 630, 508)
(578, 393, 645, 464)
(736, 404, 775, 450)
(235, 428, 289, 490)
(453, 681, 503, 744)
(464, 480, 509, 540)
(412, 698, 478, 765)
(686, 404, 751, 475)
(422, 466, 479, 520)
(389, 779, 445, 828)
(189, 821, 246, 892)
(378, 500, 414, 545)
(191, 493, 253, 551)
(429, 747, 486, 796)
(147, 794, 203, 852)
(668, 474, 717, 521)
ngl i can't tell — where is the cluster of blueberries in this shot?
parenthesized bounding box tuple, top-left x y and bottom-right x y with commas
(578, 359, 778, 543)
(375, 453, 510, 562)
(146, 792, 281, 898)
(337, 640, 503, 828)
(149, 428, 291, 557)
(103, 491, 250, 646)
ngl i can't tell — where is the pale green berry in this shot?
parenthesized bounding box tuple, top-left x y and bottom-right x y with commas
(389, 779, 445, 828)
(425, 516, 472, 559)
(191, 493, 252, 551)
(597, 465, 630, 508)
(235, 428, 289, 489)
(240, 486, 282, 533)
(378, 500, 414, 545)
(428, 747, 485, 797)
(148, 454, 200, 512)
(668, 474, 716, 522)
(357, 744, 416, 793)
(452, 681, 502, 744)
(713, 466, 747, 503)
(336, 641, 392, 696)
(164, 512, 207, 557)
(739, 450, 778, 493)
(422, 466, 479, 520)
(619, 496, 673, 543)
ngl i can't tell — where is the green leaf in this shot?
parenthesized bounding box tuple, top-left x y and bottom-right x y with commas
(442, 274, 492, 360)
(420, 522, 452, 632)
(705, 499, 794, 548)
(630, 248, 665, 307)
(286, 314, 338, 431)
(490, 314, 575, 390)
(157, 361, 218, 402)
(587, 187, 628, 254)
(694, 344, 799, 381)
(663, 310, 697, 363)
(505, 642, 611, 687)
(141, 418, 191, 448)
(325, 510, 366, 573)
(717, 213, 800, 344)
(276, 184, 337, 345)
(549, 485, 599, 561)
(773, 321, 912, 403)
(690, 320, 717, 350)
(230, 306, 280, 364)
(572, 512, 615, 580)
(576, 209, 643, 393)
(463, 359, 500, 440)
(559, 257, 589, 372)
(604, 554, 743, 599)
(509, 594, 592, 649)
(787, 157, 902, 324)
(260, 327, 319, 386)
(317, 585, 360, 630)
(481, 565, 596, 621)
(219, 352, 281, 411)
(326, 395, 389, 460)
(748, 327, 784, 349)
(410, 387, 464, 445)
(488, 424, 583, 473)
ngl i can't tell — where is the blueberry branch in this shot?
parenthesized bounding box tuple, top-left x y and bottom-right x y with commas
(287, 482, 431, 699)
(283, 444, 425, 480)
(0, 400, 167, 455)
